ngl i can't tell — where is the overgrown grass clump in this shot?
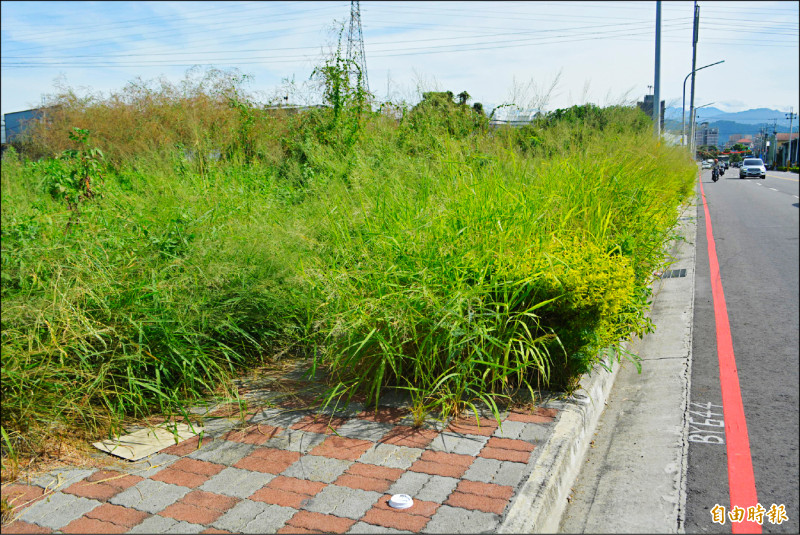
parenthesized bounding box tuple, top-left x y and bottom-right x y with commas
(1, 63, 696, 465)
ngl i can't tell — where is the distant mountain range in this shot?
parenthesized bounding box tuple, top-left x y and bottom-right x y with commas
(663, 106, 790, 125)
(663, 106, 793, 145)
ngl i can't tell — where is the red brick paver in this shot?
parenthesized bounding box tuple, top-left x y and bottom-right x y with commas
(250, 476, 326, 508)
(379, 426, 439, 449)
(223, 425, 282, 445)
(455, 479, 514, 500)
(506, 407, 557, 424)
(485, 437, 536, 452)
(308, 436, 373, 461)
(446, 491, 509, 514)
(448, 479, 514, 512)
(284, 511, 356, 534)
(159, 489, 239, 524)
(290, 415, 348, 435)
(182, 490, 239, 510)
(150, 458, 225, 488)
(361, 495, 439, 531)
(334, 462, 404, 492)
(1, 520, 53, 533)
(409, 450, 475, 478)
(1, 484, 46, 515)
(479, 446, 532, 463)
(159, 502, 220, 525)
(355, 407, 410, 424)
(61, 517, 128, 534)
(63, 470, 143, 500)
(479, 435, 537, 464)
(83, 503, 149, 528)
(446, 414, 501, 437)
(276, 526, 325, 534)
(160, 434, 202, 456)
(233, 448, 302, 474)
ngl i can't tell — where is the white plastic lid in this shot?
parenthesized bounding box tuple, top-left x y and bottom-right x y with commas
(388, 494, 414, 509)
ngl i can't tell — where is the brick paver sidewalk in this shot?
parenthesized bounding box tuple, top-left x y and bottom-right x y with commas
(2, 403, 558, 534)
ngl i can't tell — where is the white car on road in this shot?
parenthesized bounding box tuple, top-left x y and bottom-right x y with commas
(739, 158, 766, 179)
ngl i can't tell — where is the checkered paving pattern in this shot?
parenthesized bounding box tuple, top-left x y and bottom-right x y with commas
(1, 406, 559, 534)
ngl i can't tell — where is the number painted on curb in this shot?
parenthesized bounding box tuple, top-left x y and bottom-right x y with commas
(689, 401, 726, 444)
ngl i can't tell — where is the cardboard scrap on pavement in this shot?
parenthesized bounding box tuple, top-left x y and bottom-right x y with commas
(93, 423, 198, 461)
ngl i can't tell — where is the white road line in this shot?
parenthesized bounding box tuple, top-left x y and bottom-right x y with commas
(769, 188, 778, 191)
(794, 195, 799, 199)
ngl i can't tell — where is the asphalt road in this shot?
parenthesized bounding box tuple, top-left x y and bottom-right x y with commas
(686, 168, 799, 533)
(558, 168, 799, 533)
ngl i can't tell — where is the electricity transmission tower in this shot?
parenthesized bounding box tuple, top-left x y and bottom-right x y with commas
(346, 0, 369, 93)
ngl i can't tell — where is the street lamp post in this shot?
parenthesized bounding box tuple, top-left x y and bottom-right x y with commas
(682, 60, 724, 146)
(691, 102, 715, 157)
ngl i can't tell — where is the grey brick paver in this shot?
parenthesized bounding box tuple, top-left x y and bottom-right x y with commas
(187, 438, 254, 465)
(265, 429, 327, 453)
(241, 504, 296, 533)
(428, 432, 488, 455)
(197, 417, 239, 437)
(31, 468, 97, 490)
(422, 504, 500, 533)
(213, 500, 295, 533)
(199, 466, 275, 498)
(281, 455, 353, 483)
(131, 452, 181, 476)
(388, 472, 458, 503)
(462, 457, 527, 487)
(493, 420, 549, 443)
(492, 420, 527, 439)
(358, 443, 423, 469)
(250, 408, 309, 427)
(16, 491, 101, 530)
(128, 516, 206, 534)
(387, 471, 428, 496)
(396, 414, 447, 430)
(318, 401, 365, 417)
(109, 478, 191, 513)
(334, 419, 393, 441)
(211, 499, 272, 532)
(349, 521, 413, 533)
(304, 485, 382, 519)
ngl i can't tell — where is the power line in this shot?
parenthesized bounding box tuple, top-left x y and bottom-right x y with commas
(1, 18, 693, 61)
(2, 22, 699, 69)
(2, 3, 349, 55)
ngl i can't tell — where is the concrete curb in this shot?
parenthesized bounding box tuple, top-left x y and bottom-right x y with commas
(499, 203, 697, 534)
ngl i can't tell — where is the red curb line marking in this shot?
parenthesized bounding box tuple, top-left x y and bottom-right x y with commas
(698, 174, 761, 533)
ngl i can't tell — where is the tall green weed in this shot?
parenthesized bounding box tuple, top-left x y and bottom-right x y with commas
(2, 61, 696, 461)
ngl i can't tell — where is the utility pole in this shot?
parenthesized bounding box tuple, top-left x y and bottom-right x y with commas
(689, 2, 699, 156)
(653, 0, 662, 138)
(786, 108, 797, 166)
(771, 119, 778, 166)
(346, 0, 369, 94)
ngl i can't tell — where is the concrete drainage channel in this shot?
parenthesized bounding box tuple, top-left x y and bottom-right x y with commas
(499, 203, 696, 533)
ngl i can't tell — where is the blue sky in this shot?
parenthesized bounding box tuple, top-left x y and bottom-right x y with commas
(2, 1, 798, 126)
